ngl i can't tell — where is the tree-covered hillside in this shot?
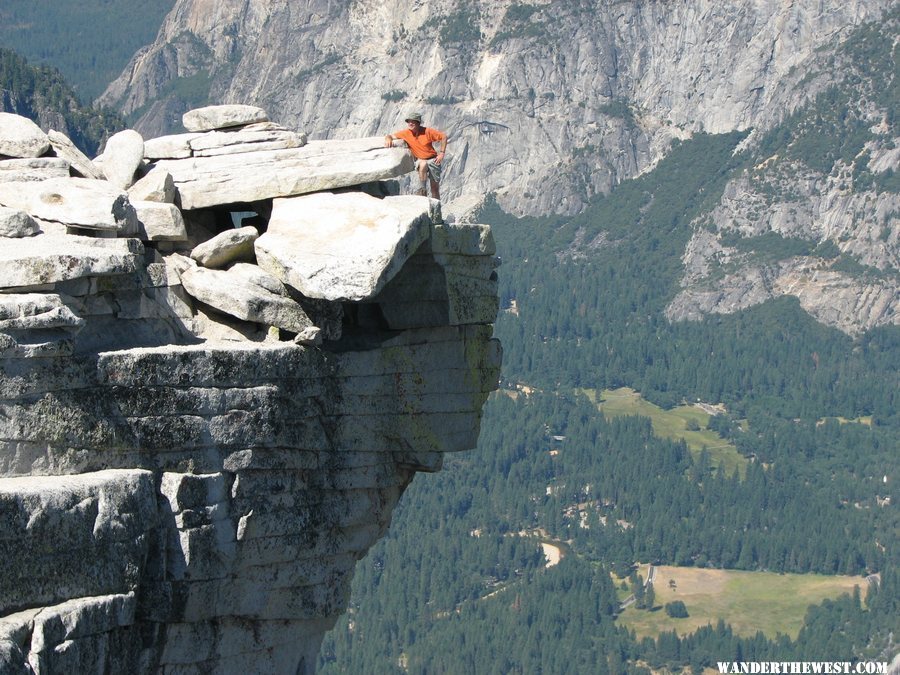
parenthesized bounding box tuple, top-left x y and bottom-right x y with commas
(320, 393, 898, 673)
(0, 48, 124, 155)
(0, 0, 175, 101)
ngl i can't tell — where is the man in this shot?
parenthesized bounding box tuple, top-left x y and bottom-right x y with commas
(384, 112, 447, 199)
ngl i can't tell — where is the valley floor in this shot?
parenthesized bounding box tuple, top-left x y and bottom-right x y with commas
(618, 564, 867, 640)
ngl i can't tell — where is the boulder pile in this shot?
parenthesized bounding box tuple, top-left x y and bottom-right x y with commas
(0, 106, 500, 673)
(0, 103, 477, 353)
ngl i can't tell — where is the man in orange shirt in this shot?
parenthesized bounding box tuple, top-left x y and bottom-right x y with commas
(384, 112, 448, 200)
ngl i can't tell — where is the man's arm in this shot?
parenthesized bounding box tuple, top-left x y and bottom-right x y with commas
(384, 133, 395, 148)
(435, 131, 448, 164)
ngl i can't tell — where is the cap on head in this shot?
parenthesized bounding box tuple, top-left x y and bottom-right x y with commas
(405, 112, 423, 123)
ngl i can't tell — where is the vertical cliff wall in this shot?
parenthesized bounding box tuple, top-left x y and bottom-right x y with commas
(0, 106, 500, 673)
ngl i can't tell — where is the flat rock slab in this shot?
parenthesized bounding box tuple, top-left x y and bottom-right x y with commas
(0, 234, 143, 289)
(255, 192, 432, 301)
(102, 129, 145, 189)
(190, 125, 306, 157)
(0, 158, 70, 182)
(154, 138, 415, 209)
(144, 133, 203, 160)
(0, 112, 50, 158)
(0, 293, 85, 332)
(0, 206, 39, 237)
(227, 262, 288, 296)
(0, 177, 137, 232)
(180, 265, 317, 335)
(191, 226, 258, 268)
(47, 130, 104, 179)
(182, 105, 268, 132)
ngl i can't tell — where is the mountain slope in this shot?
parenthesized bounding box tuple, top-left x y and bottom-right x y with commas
(0, 0, 176, 101)
(99, 0, 890, 216)
(0, 48, 123, 155)
(665, 10, 899, 334)
(6, 2, 896, 671)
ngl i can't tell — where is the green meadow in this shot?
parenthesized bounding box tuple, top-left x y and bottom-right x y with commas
(618, 565, 867, 640)
(580, 387, 747, 475)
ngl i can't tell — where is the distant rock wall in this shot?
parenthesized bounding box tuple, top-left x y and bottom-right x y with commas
(99, 0, 892, 217)
(0, 106, 500, 673)
(665, 153, 900, 335)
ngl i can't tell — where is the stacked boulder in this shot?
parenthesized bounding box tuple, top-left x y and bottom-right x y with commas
(0, 106, 500, 673)
(0, 104, 428, 353)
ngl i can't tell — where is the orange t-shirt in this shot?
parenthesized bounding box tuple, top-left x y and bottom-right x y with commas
(393, 127, 446, 160)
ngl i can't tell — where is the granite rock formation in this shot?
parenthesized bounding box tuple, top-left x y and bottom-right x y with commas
(96, 0, 898, 336)
(665, 162, 899, 336)
(99, 0, 892, 217)
(0, 106, 500, 673)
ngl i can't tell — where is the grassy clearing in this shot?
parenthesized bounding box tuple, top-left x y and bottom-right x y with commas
(818, 415, 873, 427)
(618, 565, 866, 639)
(580, 387, 747, 475)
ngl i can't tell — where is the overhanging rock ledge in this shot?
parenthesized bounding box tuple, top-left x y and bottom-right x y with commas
(0, 105, 500, 674)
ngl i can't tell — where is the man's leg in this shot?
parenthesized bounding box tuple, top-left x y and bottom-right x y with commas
(426, 159, 442, 200)
(416, 160, 428, 196)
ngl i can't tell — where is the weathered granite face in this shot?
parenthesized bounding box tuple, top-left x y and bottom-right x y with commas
(0, 106, 500, 674)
